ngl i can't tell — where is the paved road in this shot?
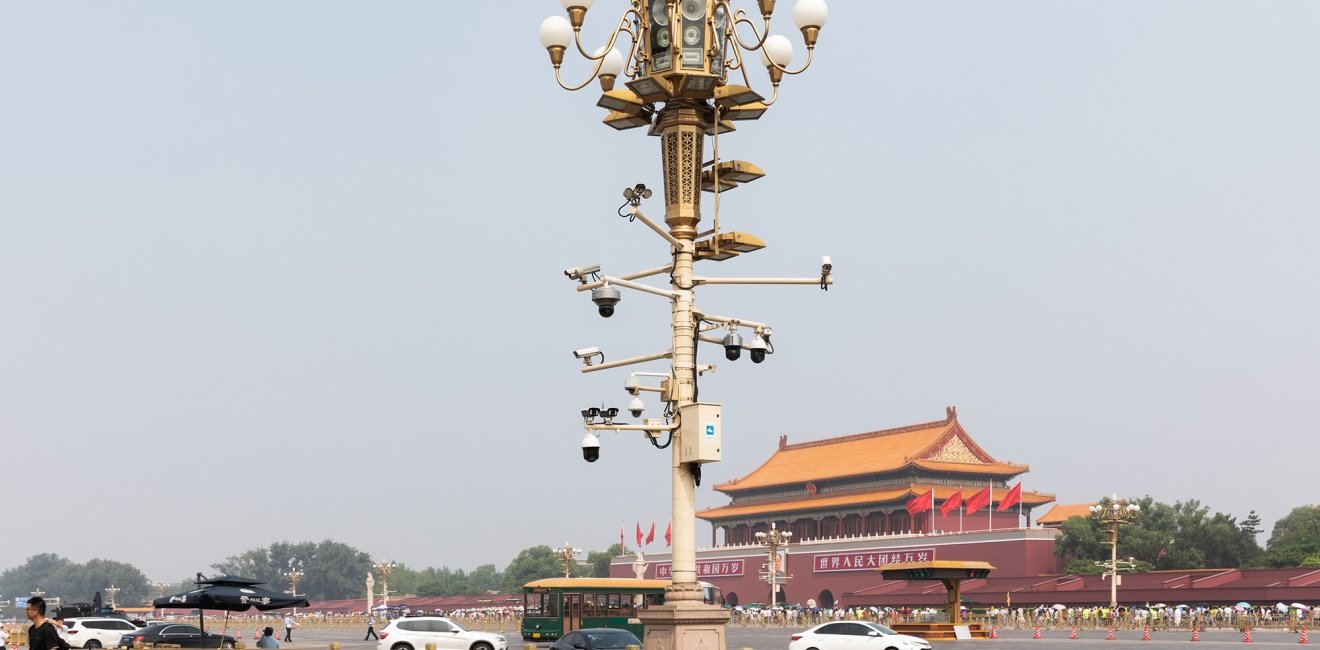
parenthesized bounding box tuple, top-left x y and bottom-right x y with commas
(277, 625, 1310, 650)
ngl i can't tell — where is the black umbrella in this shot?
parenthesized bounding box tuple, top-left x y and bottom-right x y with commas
(154, 575, 310, 646)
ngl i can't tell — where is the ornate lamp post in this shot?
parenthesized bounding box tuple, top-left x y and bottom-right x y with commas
(554, 543, 583, 578)
(1090, 495, 1141, 610)
(284, 567, 304, 614)
(755, 523, 792, 610)
(105, 585, 120, 609)
(538, 3, 831, 650)
(375, 561, 396, 609)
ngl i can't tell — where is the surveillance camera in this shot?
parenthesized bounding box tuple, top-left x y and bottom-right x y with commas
(722, 330, 743, 361)
(592, 285, 622, 318)
(564, 264, 601, 282)
(573, 346, 602, 361)
(747, 333, 769, 364)
(821, 255, 832, 275)
(581, 431, 600, 463)
(628, 395, 646, 418)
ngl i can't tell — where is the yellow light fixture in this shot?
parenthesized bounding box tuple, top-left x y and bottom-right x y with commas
(694, 231, 767, 261)
(596, 89, 648, 115)
(713, 160, 765, 184)
(603, 110, 653, 131)
(714, 84, 765, 108)
(723, 101, 768, 121)
(625, 75, 674, 103)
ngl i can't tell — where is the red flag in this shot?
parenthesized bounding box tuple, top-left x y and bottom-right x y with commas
(940, 490, 963, 516)
(636, 522, 643, 547)
(664, 521, 672, 547)
(965, 486, 992, 515)
(996, 483, 1022, 512)
(646, 521, 656, 544)
(906, 489, 933, 515)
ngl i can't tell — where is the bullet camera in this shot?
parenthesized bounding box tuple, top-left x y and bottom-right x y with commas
(592, 285, 622, 318)
(573, 347, 603, 366)
(722, 330, 743, 361)
(564, 264, 601, 283)
(581, 431, 600, 463)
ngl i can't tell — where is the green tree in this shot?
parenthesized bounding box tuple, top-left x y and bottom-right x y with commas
(502, 546, 560, 591)
(466, 564, 502, 594)
(51, 559, 151, 606)
(1257, 505, 1320, 567)
(212, 540, 373, 599)
(0, 553, 75, 600)
(1054, 496, 1262, 571)
(586, 545, 625, 578)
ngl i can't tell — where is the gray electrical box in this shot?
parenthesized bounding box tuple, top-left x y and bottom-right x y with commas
(678, 402, 721, 464)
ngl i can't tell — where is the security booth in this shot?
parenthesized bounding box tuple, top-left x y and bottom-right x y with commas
(880, 561, 995, 633)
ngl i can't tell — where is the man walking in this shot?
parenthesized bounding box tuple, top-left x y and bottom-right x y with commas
(283, 614, 297, 643)
(364, 616, 378, 641)
(26, 597, 69, 650)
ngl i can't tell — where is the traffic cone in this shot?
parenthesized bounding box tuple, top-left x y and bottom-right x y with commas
(1300, 626, 1310, 644)
(1191, 627, 1200, 642)
(1244, 627, 1253, 643)
(254, 630, 260, 641)
(1069, 626, 1078, 640)
(1106, 626, 1115, 641)
(1142, 626, 1151, 641)
(1033, 626, 1042, 640)
(990, 626, 999, 639)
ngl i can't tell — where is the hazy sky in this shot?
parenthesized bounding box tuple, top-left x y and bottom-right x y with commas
(2, 2, 1317, 584)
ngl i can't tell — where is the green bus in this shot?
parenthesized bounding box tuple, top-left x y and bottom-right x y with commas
(521, 578, 722, 641)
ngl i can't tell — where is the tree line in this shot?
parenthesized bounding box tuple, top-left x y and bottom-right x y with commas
(0, 542, 625, 605)
(1055, 499, 1320, 573)
(5, 503, 1317, 605)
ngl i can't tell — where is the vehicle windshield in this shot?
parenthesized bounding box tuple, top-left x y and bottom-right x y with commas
(863, 623, 897, 635)
(583, 630, 642, 649)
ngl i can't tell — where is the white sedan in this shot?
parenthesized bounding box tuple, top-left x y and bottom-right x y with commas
(377, 616, 507, 650)
(789, 621, 931, 650)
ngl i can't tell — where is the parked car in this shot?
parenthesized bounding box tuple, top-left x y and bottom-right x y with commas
(377, 616, 507, 650)
(549, 628, 643, 650)
(788, 621, 931, 650)
(65, 618, 141, 649)
(117, 623, 236, 649)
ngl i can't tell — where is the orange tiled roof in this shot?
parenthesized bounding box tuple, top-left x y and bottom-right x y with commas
(697, 485, 1055, 521)
(1035, 503, 1097, 525)
(713, 408, 1028, 494)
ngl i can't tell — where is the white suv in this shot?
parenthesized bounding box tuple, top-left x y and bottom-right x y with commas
(378, 616, 507, 650)
(65, 618, 140, 649)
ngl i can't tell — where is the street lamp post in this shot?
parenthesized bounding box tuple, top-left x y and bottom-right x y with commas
(375, 561, 396, 610)
(554, 543, 583, 578)
(755, 523, 792, 610)
(1090, 495, 1141, 611)
(539, 3, 832, 650)
(105, 585, 120, 610)
(284, 568, 304, 615)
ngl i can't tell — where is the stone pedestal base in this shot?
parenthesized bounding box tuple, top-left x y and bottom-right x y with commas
(637, 600, 730, 650)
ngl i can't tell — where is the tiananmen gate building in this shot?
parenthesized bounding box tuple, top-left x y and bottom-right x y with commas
(610, 407, 1320, 607)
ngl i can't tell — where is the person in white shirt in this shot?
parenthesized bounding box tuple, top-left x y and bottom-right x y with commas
(283, 615, 297, 642)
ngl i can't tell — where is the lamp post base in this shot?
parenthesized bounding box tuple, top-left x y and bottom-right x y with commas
(637, 597, 730, 650)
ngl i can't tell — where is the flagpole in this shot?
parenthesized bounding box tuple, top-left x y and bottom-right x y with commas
(931, 488, 936, 534)
(959, 487, 964, 532)
(1018, 484, 1024, 529)
(989, 485, 993, 531)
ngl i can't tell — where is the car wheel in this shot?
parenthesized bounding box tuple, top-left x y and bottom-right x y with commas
(221, 642, 235, 649)
(471, 643, 493, 650)
(87, 641, 102, 649)
(392, 643, 415, 650)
